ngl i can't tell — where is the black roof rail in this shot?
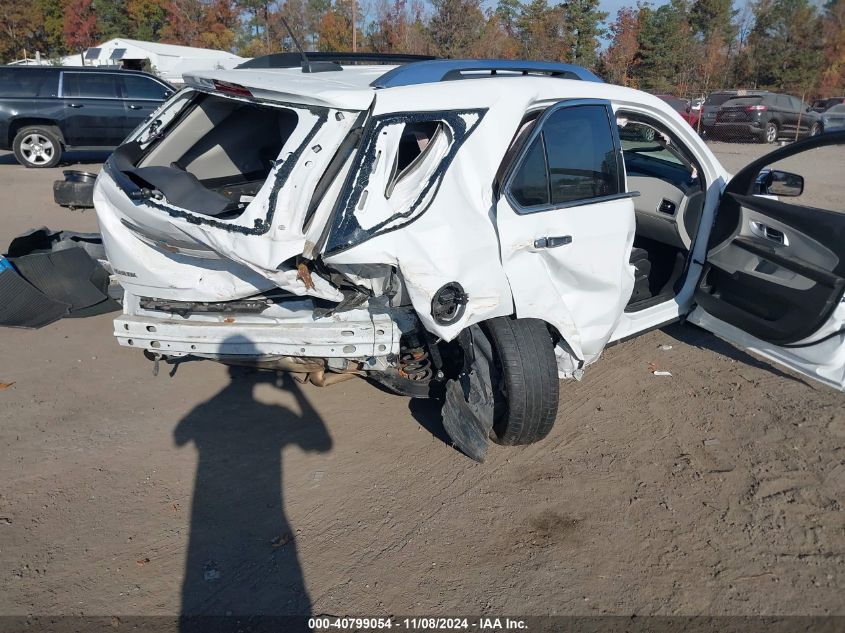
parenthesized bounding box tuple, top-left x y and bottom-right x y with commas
(371, 59, 603, 88)
(237, 52, 437, 70)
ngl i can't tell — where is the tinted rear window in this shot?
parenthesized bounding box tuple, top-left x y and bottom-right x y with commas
(704, 93, 737, 106)
(509, 104, 620, 209)
(722, 97, 763, 107)
(62, 72, 120, 99)
(122, 75, 169, 100)
(0, 69, 57, 97)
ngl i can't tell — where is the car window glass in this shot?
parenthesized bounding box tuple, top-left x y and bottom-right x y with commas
(509, 105, 620, 209)
(0, 69, 56, 97)
(829, 104, 845, 113)
(705, 93, 734, 106)
(122, 75, 169, 100)
(543, 105, 620, 204)
(723, 97, 762, 107)
(788, 96, 802, 111)
(617, 116, 703, 193)
(509, 136, 549, 207)
(765, 147, 845, 216)
(62, 73, 119, 99)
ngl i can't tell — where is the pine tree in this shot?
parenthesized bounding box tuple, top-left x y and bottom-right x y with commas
(635, 0, 696, 93)
(818, 0, 845, 94)
(747, 0, 823, 92)
(604, 5, 644, 86)
(92, 0, 131, 40)
(428, 0, 486, 57)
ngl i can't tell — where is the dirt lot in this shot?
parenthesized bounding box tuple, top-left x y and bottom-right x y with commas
(1, 142, 844, 620)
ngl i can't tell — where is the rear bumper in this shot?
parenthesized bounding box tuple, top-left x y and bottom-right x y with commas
(713, 122, 763, 136)
(115, 296, 403, 360)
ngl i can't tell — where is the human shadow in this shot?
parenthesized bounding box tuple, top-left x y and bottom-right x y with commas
(175, 344, 332, 632)
(407, 396, 454, 447)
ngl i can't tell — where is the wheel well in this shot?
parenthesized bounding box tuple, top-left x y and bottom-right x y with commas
(9, 119, 65, 147)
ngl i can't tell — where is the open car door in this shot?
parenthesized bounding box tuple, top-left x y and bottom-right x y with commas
(688, 130, 845, 390)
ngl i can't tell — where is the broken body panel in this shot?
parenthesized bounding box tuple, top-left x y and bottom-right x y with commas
(96, 76, 652, 371)
(94, 64, 845, 460)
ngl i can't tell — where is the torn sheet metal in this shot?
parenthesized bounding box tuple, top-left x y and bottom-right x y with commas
(94, 96, 359, 302)
(325, 109, 486, 253)
(323, 85, 541, 342)
(97, 78, 638, 359)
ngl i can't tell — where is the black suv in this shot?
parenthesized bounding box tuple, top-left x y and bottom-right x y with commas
(714, 92, 822, 143)
(0, 66, 173, 168)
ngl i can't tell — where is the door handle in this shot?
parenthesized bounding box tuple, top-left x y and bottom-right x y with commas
(128, 104, 143, 110)
(749, 221, 788, 246)
(534, 235, 572, 248)
(68, 103, 84, 108)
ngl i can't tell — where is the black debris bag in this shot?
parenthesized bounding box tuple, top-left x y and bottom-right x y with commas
(0, 227, 120, 329)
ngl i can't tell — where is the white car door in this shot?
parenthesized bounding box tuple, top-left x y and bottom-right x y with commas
(495, 99, 637, 365)
(688, 130, 845, 390)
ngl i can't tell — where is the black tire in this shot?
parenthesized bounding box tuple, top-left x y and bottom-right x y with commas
(485, 316, 559, 446)
(809, 123, 821, 137)
(760, 121, 778, 144)
(13, 126, 62, 168)
(53, 180, 95, 208)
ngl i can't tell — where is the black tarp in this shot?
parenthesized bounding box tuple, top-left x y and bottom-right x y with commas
(0, 228, 120, 329)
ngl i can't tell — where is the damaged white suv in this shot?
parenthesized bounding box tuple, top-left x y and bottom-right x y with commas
(94, 55, 845, 460)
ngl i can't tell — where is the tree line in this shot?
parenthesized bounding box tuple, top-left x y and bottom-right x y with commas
(1, 0, 842, 97)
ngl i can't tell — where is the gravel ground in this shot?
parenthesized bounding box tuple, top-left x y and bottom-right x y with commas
(0, 141, 843, 620)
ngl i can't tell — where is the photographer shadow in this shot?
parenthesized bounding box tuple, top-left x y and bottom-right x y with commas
(175, 346, 332, 630)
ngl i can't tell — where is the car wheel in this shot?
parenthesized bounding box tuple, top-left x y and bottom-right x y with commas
(809, 123, 821, 136)
(641, 127, 656, 142)
(13, 126, 62, 168)
(762, 121, 778, 144)
(485, 316, 559, 446)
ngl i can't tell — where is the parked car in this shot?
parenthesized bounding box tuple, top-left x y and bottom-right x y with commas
(0, 66, 173, 168)
(91, 55, 845, 461)
(820, 103, 845, 131)
(812, 97, 845, 113)
(700, 89, 766, 135)
(656, 94, 700, 128)
(714, 92, 822, 143)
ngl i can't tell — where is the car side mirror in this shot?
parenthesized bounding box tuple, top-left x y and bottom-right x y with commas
(757, 169, 804, 197)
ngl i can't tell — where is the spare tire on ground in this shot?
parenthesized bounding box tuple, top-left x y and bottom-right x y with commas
(53, 170, 97, 210)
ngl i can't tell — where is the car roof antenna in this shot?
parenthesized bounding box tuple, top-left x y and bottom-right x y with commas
(279, 17, 342, 74)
